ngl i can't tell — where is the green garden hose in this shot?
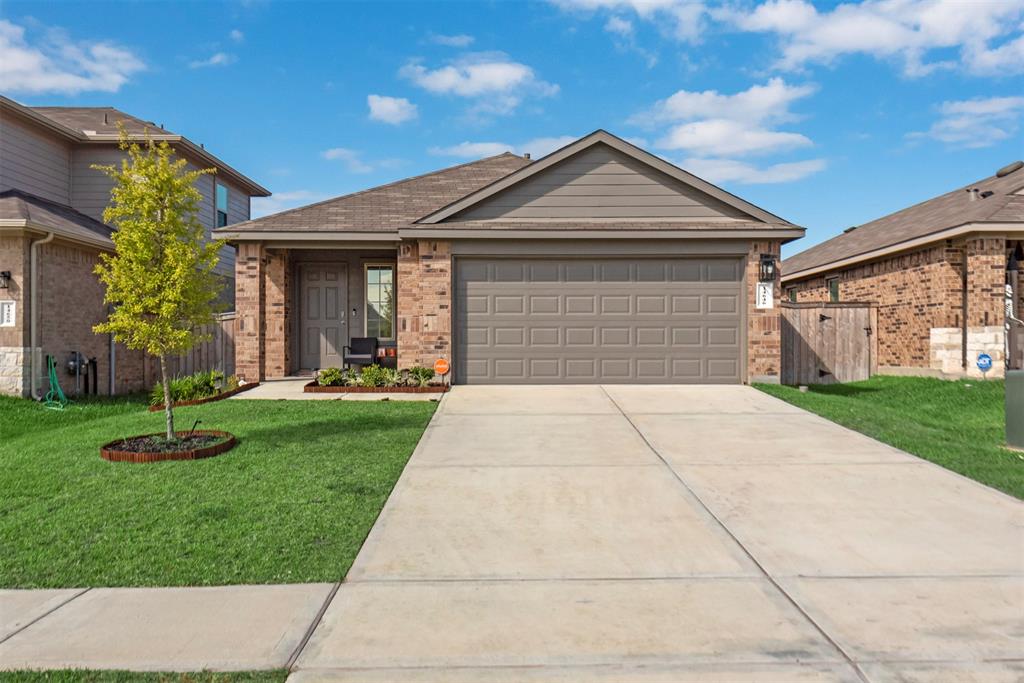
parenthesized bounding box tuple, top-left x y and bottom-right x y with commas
(44, 355, 68, 410)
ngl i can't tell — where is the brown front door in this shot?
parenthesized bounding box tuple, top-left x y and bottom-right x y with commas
(300, 264, 347, 369)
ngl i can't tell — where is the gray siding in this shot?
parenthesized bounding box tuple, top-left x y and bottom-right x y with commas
(72, 146, 246, 277)
(0, 114, 72, 204)
(454, 144, 751, 221)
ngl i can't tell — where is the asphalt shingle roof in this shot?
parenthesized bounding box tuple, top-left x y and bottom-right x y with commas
(218, 153, 532, 233)
(784, 162, 1024, 277)
(0, 189, 113, 244)
(31, 106, 173, 136)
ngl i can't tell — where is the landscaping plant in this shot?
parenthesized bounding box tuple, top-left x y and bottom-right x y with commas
(150, 370, 238, 407)
(316, 367, 345, 387)
(407, 366, 435, 388)
(92, 127, 222, 440)
(358, 364, 394, 387)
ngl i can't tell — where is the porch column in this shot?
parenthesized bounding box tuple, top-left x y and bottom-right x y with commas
(235, 242, 265, 382)
(397, 239, 452, 370)
(264, 248, 290, 379)
(747, 239, 782, 382)
(965, 236, 1007, 376)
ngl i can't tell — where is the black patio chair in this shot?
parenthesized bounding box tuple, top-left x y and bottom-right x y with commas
(343, 337, 379, 369)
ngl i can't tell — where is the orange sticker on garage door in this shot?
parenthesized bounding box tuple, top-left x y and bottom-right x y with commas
(433, 358, 450, 376)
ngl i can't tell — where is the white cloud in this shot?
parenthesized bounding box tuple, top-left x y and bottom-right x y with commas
(322, 147, 373, 173)
(603, 14, 658, 66)
(0, 19, 145, 94)
(367, 94, 418, 125)
(910, 96, 1024, 148)
(321, 148, 404, 174)
(683, 157, 827, 184)
(229, 29, 244, 43)
(428, 32, 475, 47)
(604, 16, 633, 37)
(633, 77, 816, 126)
(251, 190, 328, 219)
(189, 52, 236, 69)
(718, 0, 1024, 77)
(429, 135, 577, 159)
(400, 52, 558, 115)
(552, 0, 706, 42)
(658, 119, 812, 156)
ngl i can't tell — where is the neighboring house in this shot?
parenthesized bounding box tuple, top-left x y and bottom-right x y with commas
(216, 130, 803, 385)
(0, 96, 269, 397)
(782, 160, 1024, 378)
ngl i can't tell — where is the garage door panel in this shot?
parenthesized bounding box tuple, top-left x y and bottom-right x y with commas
(455, 257, 743, 384)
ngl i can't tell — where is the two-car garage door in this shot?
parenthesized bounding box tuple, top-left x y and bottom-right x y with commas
(454, 257, 744, 384)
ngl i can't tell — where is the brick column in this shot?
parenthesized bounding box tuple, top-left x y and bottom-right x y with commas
(264, 248, 290, 378)
(747, 240, 782, 382)
(964, 236, 1007, 376)
(397, 239, 452, 369)
(235, 242, 265, 382)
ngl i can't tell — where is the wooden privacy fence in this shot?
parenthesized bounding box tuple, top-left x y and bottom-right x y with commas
(781, 302, 878, 385)
(172, 312, 237, 377)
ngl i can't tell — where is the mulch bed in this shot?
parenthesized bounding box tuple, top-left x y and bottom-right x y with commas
(148, 382, 260, 412)
(304, 381, 449, 394)
(100, 430, 237, 463)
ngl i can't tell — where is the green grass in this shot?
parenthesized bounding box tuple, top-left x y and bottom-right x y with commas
(0, 672, 286, 683)
(756, 376, 1023, 499)
(0, 395, 436, 588)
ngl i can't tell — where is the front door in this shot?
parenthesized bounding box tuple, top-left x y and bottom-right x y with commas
(300, 264, 347, 370)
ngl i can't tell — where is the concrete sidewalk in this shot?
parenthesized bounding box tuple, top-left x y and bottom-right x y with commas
(1, 385, 1021, 681)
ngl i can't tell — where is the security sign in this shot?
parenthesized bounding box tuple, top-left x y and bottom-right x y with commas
(977, 353, 993, 374)
(433, 358, 450, 376)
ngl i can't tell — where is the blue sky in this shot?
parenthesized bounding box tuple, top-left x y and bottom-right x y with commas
(2, 0, 1023, 255)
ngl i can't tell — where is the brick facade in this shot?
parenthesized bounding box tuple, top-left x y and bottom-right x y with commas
(397, 239, 452, 370)
(0, 234, 151, 397)
(235, 242, 265, 382)
(785, 236, 1009, 377)
(747, 240, 783, 381)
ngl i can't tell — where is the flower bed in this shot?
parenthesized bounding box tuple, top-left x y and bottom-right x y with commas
(304, 381, 448, 394)
(100, 430, 237, 463)
(148, 382, 259, 411)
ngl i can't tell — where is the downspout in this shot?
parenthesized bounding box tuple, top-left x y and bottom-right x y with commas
(29, 232, 55, 400)
(961, 248, 969, 373)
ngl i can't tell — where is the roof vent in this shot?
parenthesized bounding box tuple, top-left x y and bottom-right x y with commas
(103, 112, 109, 125)
(967, 188, 980, 201)
(523, 153, 531, 160)
(996, 160, 1023, 177)
(980, 190, 995, 199)
(843, 226, 858, 233)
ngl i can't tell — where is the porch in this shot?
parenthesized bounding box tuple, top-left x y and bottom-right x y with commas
(233, 240, 448, 383)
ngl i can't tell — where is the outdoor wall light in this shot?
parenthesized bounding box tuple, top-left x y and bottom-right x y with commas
(758, 255, 777, 282)
(0, 271, 10, 289)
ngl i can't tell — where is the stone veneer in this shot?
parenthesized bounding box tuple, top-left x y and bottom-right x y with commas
(786, 236, 1008, 377)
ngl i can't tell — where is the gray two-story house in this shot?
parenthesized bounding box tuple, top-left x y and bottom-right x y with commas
(0, 96, 269, 397)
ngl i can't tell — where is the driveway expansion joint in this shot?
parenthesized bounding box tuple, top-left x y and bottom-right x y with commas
(0, 587, 90, 647)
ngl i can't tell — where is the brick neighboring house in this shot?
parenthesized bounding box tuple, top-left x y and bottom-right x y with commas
(782, 160, 1024, 379)
(0, 96, 269, 398)
(216, 130, 804, 385)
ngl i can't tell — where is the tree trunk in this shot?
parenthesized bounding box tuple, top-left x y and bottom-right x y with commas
(159, 354, 175, 440)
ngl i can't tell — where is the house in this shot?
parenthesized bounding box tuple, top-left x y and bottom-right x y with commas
(0, 96, 269, 397)
(215, 130, 803, 385)
(782, 160, 1024, 378)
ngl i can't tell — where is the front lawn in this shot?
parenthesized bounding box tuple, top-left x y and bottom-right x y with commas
(756, 376, 1023, 499)
(0, 396, 435, 588)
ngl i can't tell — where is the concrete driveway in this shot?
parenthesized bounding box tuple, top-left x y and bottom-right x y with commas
(293, 385, 1024, 682)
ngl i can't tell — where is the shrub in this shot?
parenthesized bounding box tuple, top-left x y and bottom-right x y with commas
(407, 366, 435, 388)
(358, 364, 393, 387)
(317, 367, 345, 387)
(150, 370, 229, 406)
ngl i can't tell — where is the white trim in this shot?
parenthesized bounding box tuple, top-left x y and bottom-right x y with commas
(0, 221, 114, 250)
(400, 228, 805, 240)
(783, 222, 1024, 282)
(363, 262, 396, 341)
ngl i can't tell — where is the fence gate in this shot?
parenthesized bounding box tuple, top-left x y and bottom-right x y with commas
(781, 302, 877, 385)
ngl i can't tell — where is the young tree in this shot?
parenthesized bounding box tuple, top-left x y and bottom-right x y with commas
(93, 130, 223, 439)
